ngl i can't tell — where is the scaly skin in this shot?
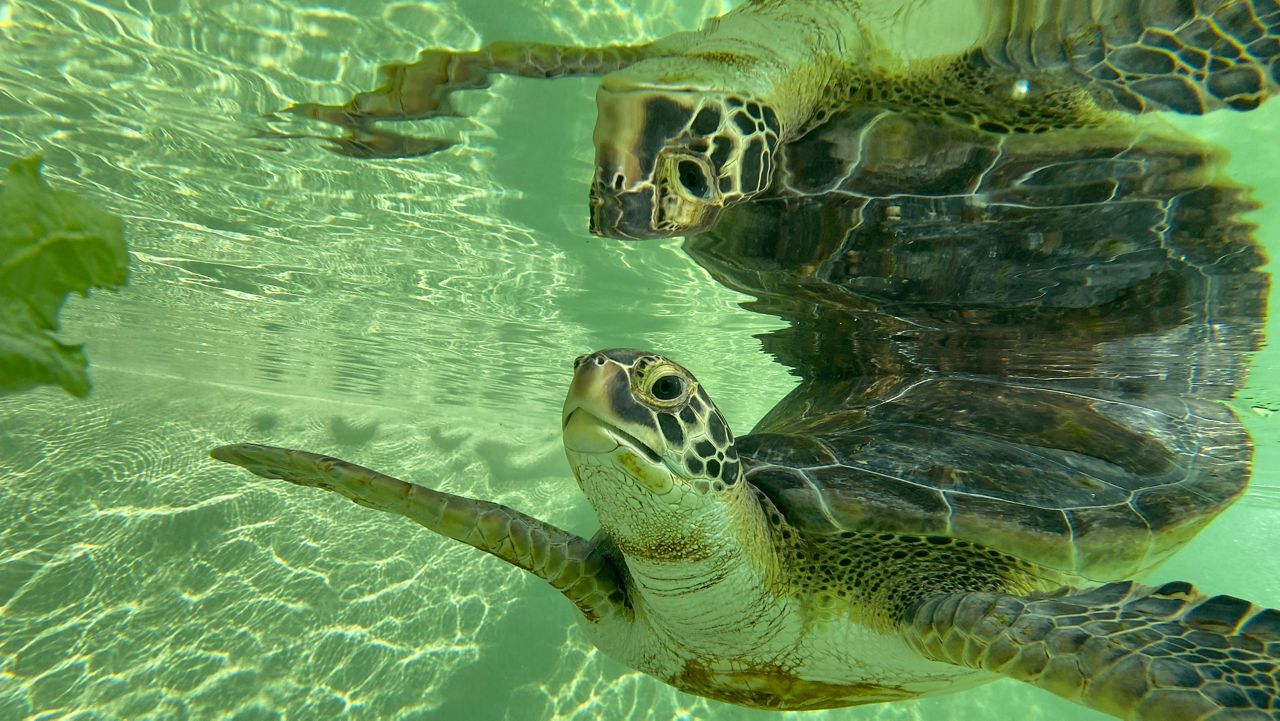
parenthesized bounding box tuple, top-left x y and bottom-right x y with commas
(907, 581, 1280, 720)
(559, 349, 1067, 708)
(603, 0, 865, 136)
(209, 443, 629, 623)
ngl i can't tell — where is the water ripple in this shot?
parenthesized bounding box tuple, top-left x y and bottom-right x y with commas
(0, 0, 1276, 720)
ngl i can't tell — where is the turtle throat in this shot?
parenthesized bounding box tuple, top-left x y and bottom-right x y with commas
(568, 440, 789, 641)
(629, 477, 790, 645)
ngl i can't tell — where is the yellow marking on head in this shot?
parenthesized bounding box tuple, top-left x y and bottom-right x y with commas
(617, 450, 672, 494)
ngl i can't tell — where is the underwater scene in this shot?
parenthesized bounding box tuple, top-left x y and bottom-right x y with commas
(2, 1, 1280, 719)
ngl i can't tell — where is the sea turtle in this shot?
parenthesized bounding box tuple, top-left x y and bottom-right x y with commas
(211, 344, 1278, 719)
(215, 97, 1274, 718)
(272, 0, 1280, 238)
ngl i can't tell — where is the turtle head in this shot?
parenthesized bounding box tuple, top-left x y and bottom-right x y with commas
(588, 74, 782, 240)
(562, 349, 743, 550)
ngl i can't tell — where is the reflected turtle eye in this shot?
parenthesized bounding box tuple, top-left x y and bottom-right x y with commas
(651, 374, 685, 401)
(677, 160, 711, 199)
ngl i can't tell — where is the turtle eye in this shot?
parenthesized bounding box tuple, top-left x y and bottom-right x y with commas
(651, 374, 685, 401)
(676, 160, 710, 199)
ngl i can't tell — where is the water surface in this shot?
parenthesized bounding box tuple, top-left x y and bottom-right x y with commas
(1, 2, 1278, 719)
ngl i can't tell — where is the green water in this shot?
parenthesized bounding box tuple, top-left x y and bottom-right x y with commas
(1, 1, 1278, 720)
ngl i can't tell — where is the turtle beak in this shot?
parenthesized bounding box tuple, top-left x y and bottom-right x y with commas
(562, 352, 664, 464)
(589, 185, 669, 240)
(563, 352, 622, 452)
(562, 407, 620, 454)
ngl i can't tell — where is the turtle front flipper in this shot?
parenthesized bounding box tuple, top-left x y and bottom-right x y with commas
(210, 443, 629, 622)
(271, 42, 654, 159)
(905, 581, 1280, 720)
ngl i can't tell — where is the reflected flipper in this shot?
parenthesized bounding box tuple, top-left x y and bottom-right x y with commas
(210, 443, 628, 622)
(979, 2, 1280, 114)
(906, 581, 1280, 719)
(269, 42, 654, 159)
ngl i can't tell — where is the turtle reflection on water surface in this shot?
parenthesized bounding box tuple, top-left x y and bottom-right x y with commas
(271, 0, 1280, 239)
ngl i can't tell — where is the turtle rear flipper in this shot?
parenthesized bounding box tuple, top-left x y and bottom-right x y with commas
(210, 443, 629, 622)
(906, 581, 1280, 720)
(268, 42, 654, 159)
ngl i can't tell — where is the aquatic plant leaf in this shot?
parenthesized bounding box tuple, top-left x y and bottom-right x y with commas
(0, 297, 90, 397)
(0, 156, 127, 397)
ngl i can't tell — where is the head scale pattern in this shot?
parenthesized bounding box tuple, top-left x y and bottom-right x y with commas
(589, 88, 782, 240)
(577, 349, 742, 491)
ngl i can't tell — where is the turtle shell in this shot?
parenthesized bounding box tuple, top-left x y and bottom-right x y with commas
(685, 110, 1267, 582)
(736, 383, 1251, 582)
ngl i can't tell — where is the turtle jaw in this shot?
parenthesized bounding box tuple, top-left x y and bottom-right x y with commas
(588, 174, 722, 240)
(588, 186, 668, 240)
(562, 407, 661, 466)
(563, 407, 675, 496)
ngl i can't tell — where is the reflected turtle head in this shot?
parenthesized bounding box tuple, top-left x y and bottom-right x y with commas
(588, 72, 782, 240)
